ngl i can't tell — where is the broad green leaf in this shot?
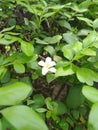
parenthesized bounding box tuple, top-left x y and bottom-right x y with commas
(82, 85, 98, 103)
(55, 64, 75, 77)
(20, 40, 34, 56)
(83, 31, 98, 47)
(78, 29, 90, 36)
(72, 41, 82, 54)
(54, 101, 67, 115)
(0, 82, 32, 105)
(44, 46, 56, 56)
(1, 117, 16, 130)
(66, 86, 84, 108)
(79, 0, 93, 9)
(44, 35, 62, 44)
(62, 45, 74, 60)
(76, 68, 98, 85)
(88, 103, 98, 130)
(1, 105, 48, 130)
(81, 48, 96, 56)
(63, 32, 78, 44)
(13, 62, 25, 74)
(57, 20, 71, 30)
(70, 3, 88, 12)
(0, 38, 16, 45)
(33, 94, 45, 108)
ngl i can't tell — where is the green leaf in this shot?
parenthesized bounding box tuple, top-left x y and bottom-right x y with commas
(72, 41, 82, 54)
(54, 101, 67, 115)
(62, 45, 74, 60)
(0, 38, 16, 45)
(83, 31, 98, 47)
(43, 12, 55, 18)
(0, 82, 32, 105)
(55, 64, 75, 77)
(44, 46, 56, 56)
(20, 40, 34, 56)
(33, 94, 45, 108)
(76, 68, 98, 85)
(82, 85, 98, 103)
(46, 73, 55, 83)
(0, 119, 2, 130)
(81, 48, 96, 56)
(77, 17, 93, 27)
(63, 32, 78, 44)
(1, 26, 15, 33)
(57, 20, 71, 30)
(66, 86, 84, 108)
(44, 35, 62, 44)
(93, 18, 98, 29)
(13, 62, 25, 74)
(1, 105, 48, 130)
(35, 38, 48, 45)
(48, 5, 65, 10)
(88, 103, 98, 130)
(59, 119, 68, 130)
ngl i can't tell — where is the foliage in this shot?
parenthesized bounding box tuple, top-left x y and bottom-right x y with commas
(0, 0, 98, 129)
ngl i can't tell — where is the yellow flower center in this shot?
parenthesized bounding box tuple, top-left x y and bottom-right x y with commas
(45, 62, 50, 68)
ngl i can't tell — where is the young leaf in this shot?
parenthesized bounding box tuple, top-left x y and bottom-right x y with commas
(1, 105, 48, 130)
(0, 82, 32, 105)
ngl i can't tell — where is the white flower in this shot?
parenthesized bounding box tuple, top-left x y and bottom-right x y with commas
(38, 57, 56, 75)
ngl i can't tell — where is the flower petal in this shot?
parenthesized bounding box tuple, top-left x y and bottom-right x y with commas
(46, 57, 52, 62)
(49, 67, 56, 73)
(38, 60, 45, 66)
(42, 67, 49, 75)
(50, 61, 56, 67)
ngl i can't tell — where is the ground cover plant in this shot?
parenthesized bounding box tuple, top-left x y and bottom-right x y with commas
(0, 0, 98, 130)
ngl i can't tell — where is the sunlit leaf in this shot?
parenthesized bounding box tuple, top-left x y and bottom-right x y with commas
(88, 103, 98, 130)
(82, 85, 98, 103)
(1, 105, 48, 130)
(0, 82, 32, 105)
